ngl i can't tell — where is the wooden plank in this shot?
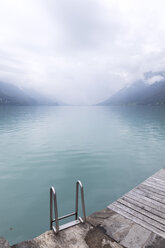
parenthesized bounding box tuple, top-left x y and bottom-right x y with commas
(142, 181, 165, 193)
(125, 192, 165, 214)
(153, 172, 165, 179)
(117, 198, 165, 225)
(139, 183, 165, 196)
(153, 176, 165, 181)
(136, 185, 165, 200)
(147, 178, 165, 188)
(154, 172, 165, 178)
(126, 191, 165, 213)
(149, 177, 165, 185)
(154, 168, 165, 176)
(152, 175, 165, 182)
(142, 182, 165, 193)
(152, 175, 165, 181)
(137, 184, 165, 197)
(146, 178, 165, 188)
(108, 203, 165, 238)
(144, 178, 165, 188)
(153, 175, 165, 180)
(131, 188, 165, 204)
(155, 168, 165, 174)
(128, 190, 165, 208)
(121, 195, 165, 219)
(110, 201, 165, 231)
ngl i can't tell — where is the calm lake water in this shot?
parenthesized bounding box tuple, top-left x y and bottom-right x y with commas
(0, 106, 165, 244)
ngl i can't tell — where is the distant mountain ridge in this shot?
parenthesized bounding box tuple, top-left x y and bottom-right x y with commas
(99, 71, 165, 106)
(0, 81, 58, 106)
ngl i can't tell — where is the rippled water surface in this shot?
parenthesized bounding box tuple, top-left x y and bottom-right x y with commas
(1, 106, 165, 244)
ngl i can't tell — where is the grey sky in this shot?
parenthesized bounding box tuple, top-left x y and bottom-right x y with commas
(0, 0, 165, 104)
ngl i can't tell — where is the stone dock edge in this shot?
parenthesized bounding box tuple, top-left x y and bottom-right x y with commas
(1, 207, 165, 248)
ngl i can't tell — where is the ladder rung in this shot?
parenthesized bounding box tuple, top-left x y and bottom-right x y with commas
(52, 212, 76, 222)
(53, 219, 81, 233)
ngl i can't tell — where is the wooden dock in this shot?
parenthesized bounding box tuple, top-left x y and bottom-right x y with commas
(108, 167, 165, 238)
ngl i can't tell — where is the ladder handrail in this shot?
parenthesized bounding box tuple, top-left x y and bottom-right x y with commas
(50, 180, 86, 234)
(50, 186, 59, 232)
(75, 180, 86, 223)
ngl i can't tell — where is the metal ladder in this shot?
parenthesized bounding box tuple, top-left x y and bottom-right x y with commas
(50, 180, 86, 234)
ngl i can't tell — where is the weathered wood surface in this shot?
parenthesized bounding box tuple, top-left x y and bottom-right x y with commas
(108, 167, 165, 238)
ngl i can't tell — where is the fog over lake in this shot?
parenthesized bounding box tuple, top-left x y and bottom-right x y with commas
(1, 0, 165, 104)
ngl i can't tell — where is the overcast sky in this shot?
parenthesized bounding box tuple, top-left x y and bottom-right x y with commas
(0, 0, 165, 104)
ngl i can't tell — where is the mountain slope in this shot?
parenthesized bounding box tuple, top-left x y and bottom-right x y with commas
(99, 80, 148, 105)
(0, 82, 58, 106)
(99, 72, 165, 106)
(139, 80, 165, 105)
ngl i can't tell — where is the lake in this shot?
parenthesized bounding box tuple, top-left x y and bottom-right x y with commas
(0, 106, 165, 244)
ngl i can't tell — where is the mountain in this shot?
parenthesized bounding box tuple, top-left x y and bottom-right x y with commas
(99, 71, 165, 106)
(99, 80, 148, 105)
(0, 81, 58, 106)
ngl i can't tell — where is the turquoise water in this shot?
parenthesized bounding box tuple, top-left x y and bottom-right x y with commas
(0, 106, 165, 244)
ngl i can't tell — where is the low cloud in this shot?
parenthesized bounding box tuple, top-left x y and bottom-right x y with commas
(0, 0, 165, 104)
(146, 75, 164, 85)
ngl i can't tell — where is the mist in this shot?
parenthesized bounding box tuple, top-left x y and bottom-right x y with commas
(0, 0, 165, 105)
